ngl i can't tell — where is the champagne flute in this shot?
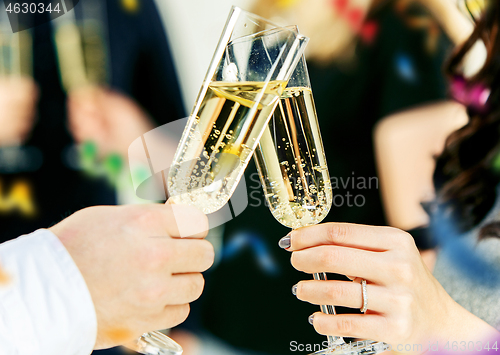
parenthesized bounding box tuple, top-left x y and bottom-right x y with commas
(254, 56, 389, 355)
(167, 9, 308, 214)
(130, 7, 308, 355)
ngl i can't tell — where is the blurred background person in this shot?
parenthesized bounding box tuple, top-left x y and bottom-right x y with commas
(375, 0, 500, 332)
(375, 0, 485, 241)
(0, 0, 184, 242)
(374, 0, 488, 265)
(159, 0, 456, 354)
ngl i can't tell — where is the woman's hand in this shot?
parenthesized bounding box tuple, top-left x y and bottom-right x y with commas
(281, 223, 499, 353)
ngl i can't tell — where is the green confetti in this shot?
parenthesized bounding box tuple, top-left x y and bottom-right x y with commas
(104, 153, 124, 184)
(133, 166, 150, 183)
(492, 151, 500, 173)
(81, 141, 98, 160)
(79, 141, 99, 176)
(104, 154, 123, 174)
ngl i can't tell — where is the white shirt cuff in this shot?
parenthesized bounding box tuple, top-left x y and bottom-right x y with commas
(0, 229, 98, 355)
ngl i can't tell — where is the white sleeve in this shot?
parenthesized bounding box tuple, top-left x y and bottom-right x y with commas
(0, 229, 97, 355)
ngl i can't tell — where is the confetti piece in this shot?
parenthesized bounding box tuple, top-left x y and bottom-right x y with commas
(277, 0, 299, 8)
(0, 264, 11, 286)
(0, 179, 36, 217)
(346, 8, 364, 28)
(104, 327, 134, 343)
(331, 0, 349, 13)
(492, 153, 500, 173)
(395, 52, 417, 83)
(82, 141, 98, 160)
(330, 0, 372, 40)
(104, 154, 124, 184)
(121, 0, 139, 13)
(359, 20, 379, 44)
(105, 154, 123, 172)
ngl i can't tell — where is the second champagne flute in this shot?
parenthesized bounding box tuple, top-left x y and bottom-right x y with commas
(254, 56, 389, 355)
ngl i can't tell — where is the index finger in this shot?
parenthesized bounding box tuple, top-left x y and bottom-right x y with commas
(282, 223, 408, 252)
(163, 203, 209, 239)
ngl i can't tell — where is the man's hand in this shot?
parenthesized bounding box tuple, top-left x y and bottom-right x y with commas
(67, 86, 154, 157)
(0, 77, 38, 146)
(49, 203, 213, 349)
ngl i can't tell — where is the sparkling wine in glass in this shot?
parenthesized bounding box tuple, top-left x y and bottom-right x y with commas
(167, 8, 308, 214)
(254, 56, 389, 355)
(131, 7, 308, 355)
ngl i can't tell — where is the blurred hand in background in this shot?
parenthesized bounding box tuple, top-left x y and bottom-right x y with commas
(0, 77, 38, 146)
(67, 85, 155, 158)
(412, 0, 475, 45)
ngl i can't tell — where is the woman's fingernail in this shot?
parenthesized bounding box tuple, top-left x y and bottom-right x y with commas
(278, 235, 291, 249)
(292, 284, 297, 296)
(308, 314, 314, 325)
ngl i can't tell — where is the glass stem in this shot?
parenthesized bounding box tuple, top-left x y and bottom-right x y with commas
(313, 272, 346, 348)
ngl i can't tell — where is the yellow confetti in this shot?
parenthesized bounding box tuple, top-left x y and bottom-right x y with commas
(465, 0, 487, 19)
(0, 179, 36, 217)
(104, 327, 134, 343)
(121, 0, 140, 13)
(277, 0, 299, 9)
(0, 264, 11, 286)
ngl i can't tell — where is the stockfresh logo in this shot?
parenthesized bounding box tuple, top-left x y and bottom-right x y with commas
(128, 117, 249, 231)
(2, 0, 79, 32)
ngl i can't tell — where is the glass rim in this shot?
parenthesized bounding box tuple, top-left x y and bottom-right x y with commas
(228, 5, 307, 38)
(228, 6, 307, 42)
(189, 6, 309, 119)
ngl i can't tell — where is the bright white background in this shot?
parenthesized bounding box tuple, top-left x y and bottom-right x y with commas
(154, 0, 257, 112)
